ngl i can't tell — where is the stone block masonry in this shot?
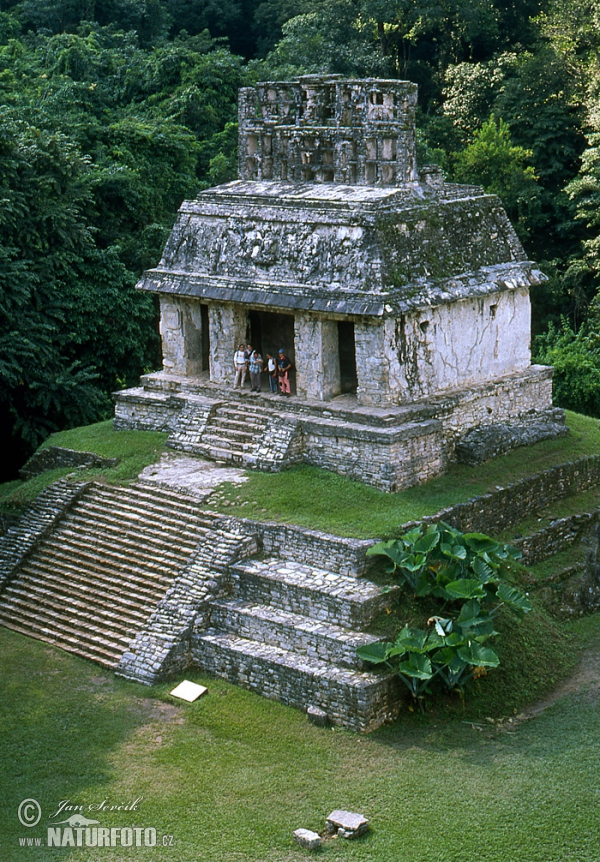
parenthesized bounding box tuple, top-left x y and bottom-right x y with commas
(19, 447, 119, 480)
(117, 524, 259, 684)
(0, 479, 90, 592)
(116, 75, 562, 491)
(403, 455, 600, 537)
(115, 363, 556, 492)
(236, 519, 374, 576)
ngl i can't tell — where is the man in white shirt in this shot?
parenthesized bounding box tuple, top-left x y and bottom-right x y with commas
(233, 343, 248, 388)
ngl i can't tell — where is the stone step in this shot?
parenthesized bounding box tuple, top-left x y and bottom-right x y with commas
(194, 444, 247, 464)
(209, 599, 380, 670)
(231, 559, 398, 628)
(216, 403, 271, 420)
(25, 548, 176, 598)
(203, 426, 260, 445)
(83, 487, 217, 529)
(0, 589, 141, 642)
(199, 434, 255, 452)
(0, 596, 132, 652)
(0, 618, 120, 668)
(96, 483, 211, 518)
(192, 630, 401, 732)
(5, 579, 151, 628)
(64, 504, 207, 549)
(212, 416, 268, 434)
(51, 522, 199, 564)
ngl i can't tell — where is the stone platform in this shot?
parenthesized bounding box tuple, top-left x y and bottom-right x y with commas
(113, 365, 564, 492)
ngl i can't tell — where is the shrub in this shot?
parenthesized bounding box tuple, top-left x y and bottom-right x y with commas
(358, 522, 532, 709)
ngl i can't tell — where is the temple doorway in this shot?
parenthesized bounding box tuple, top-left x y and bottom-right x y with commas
(249, 310, 296, 392)
(338, 321, 358, 394)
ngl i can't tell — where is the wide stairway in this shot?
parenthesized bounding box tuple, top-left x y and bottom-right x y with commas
(193, 557, 403, 732)
(0, 483, 216, 668)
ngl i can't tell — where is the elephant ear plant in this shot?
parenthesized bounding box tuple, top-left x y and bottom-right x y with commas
(357, 522, 532, 710)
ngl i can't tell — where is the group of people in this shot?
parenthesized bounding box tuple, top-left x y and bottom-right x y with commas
(233, 343, 292, 395)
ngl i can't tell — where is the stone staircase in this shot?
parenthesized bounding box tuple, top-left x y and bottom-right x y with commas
(0, 483, 217, 668)
(168, 399, 302, 471)
(192, 557, 403, 732)
(198, 402, 271, 464)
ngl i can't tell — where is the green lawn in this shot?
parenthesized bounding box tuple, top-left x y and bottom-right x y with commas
(0, 422, 168, 513)
(1, 623, 598, 862)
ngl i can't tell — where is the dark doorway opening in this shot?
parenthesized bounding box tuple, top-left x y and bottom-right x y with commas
(201, 304, 210, 372)
(249, 310, 296, 392)
(338, 321, 358, 394)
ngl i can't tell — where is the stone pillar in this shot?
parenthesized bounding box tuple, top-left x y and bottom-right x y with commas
(294, 313, 341, 401)
(355, 320, 391, 405)
(159, 297, 205, 377)
(208, 303, 248, 385)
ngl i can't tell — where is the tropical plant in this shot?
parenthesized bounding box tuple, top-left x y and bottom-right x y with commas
(358, 523, 532, 708)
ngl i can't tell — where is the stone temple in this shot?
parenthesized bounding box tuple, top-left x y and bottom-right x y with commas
(114, 75, 565, 491)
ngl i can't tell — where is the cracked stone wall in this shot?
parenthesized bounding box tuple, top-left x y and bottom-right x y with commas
(383, 288, 531, 404)
(160, 297, 206, 376)
(355, 320, 390, 405)
(294, 313, 341, 400)
(207, 302, 247, 385)
(238, 78, 418, 186)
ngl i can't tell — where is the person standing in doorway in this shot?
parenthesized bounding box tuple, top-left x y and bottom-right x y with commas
(249, 350, 263, 391)
(233, 343, 248, 389)
(244, 344, 254, 389)
(277, 350, 292, 396)
(266, 353, 278, 393)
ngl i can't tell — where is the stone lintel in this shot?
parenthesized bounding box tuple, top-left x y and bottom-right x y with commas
(137, 261, 543, 318)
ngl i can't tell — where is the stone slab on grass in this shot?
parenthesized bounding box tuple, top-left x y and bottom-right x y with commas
(293, 829, 322, 850)
(325, 810, 369, 839)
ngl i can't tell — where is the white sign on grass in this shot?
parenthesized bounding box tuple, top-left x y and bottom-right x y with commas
(169, 681, 207, 702)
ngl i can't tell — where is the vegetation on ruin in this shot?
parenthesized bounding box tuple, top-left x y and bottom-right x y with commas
(359, 523, 531, 709)
(2, 0, 600, 478)
(1, 408, 599, 530)
(0, 420, 168, 514)
(206, 409, 600, 536)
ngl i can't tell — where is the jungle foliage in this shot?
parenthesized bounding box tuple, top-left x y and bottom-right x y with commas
(360, 523, 532, 708)
(1, 0, 600, 474)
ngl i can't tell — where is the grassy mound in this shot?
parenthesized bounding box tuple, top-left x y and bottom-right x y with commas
(207, 409, 600, 536)
(0, 421, 168, 514)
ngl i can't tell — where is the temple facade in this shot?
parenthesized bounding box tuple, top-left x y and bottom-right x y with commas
(114, 76, 566, 491)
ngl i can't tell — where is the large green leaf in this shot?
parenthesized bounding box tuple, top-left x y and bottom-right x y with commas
(445, 578, 486, 600)
(356, 641, 393, 664)
(389, 625, 429, 656)
(440, 542, 468, 561)
(413, 531, 441, 554)
(463, 534, 501, 554)
(401, 528, 423, 548)
(401, 554, 427, 572)
(471, 555, 498, 583)
(496, 583, 533, 619)
(397, 653, 433, 679)
(458, 643, 500, 667)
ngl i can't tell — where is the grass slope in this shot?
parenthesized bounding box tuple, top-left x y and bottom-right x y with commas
(0, 421, 168, 513)
(207, 410, 600, 536)
(1, 624, 598, 862)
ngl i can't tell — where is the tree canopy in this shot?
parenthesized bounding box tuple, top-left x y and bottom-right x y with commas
(1, 0, 599, 475)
